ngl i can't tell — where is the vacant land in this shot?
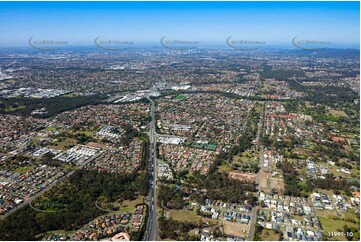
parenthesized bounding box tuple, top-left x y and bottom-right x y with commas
(62, 92, 82, 98)
(228, 171, 256, 182)
(315, 209, 338, 219)
(191, 143, 217, 151)
(14, 165, 34, 174)
(232, 150, 257, 163)
(223, 221, 248, 237)
(118, 196, 144, 212)
(259, 229, 280, 241)
(319, 217, 357, 241)
(175, 94, 188, 101)
(219, 164, 234, 173)
(48, 138, 77, 150)
(327, 109, 348, 117)
(259, 171, 285, 193)
(168, 209, 200, 222)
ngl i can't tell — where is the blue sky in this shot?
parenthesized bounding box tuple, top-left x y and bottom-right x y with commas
(0, 1, 359, 48)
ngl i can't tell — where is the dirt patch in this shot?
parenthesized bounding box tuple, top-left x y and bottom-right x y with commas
(228, 171, 256, 182)
(223, 221, 249, 237)
(259, 171, 284, 193)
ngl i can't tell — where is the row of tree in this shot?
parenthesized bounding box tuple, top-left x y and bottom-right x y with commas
(0, 94, 105, 117)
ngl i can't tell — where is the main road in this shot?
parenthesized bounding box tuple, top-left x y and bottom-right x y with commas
(144, 96, 158, 241)
(247, 144, 263, 241)
(247, 103, 266, 240)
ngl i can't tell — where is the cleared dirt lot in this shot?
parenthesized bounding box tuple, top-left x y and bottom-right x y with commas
(223, 221, 249, 237)
(259, 171, 284, 193)
(228, 171, 256, 182)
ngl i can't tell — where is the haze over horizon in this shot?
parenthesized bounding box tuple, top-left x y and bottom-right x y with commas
(0, 1, 359, 49)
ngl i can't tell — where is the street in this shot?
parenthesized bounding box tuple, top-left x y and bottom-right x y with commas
(144, 96, 158, 241)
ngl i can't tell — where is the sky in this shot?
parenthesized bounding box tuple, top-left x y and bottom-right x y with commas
(0, 1, 359, 48)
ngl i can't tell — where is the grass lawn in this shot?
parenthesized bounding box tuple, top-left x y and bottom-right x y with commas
(48, 138, 78, 150)
(168, 209, 200, 222)
(316, 209, 338, 219)
(350, 168, 360, 179)
(191, 143, 203, 149)
(59, 163, 77, 171)
(319, 217, 357, 241)
(45, 127, 58, 131)
(118, 196, 144, 212)
(14, 165, 34, 174)
(327, 109, 348, 117)
(70, 130, 95, 136)
(255, 105, 263, 112)
(316, 189, 335, 196)
(262, 83, 270, 91)
(190, 143, 216, 151)
(257, 94, 268, 99)
(5, 105, 25, 112)
(62, 92, 82, 97)
(292, 214, 305, 221)
(219, 164, 234, 173)
(233, 150, 257, 163)
(204, 144, 217, 151)
(259, 229, 280, 241)
(343, 210, 360, 223)
(328, 166, 351, 178)
(175, 94, 188, 101)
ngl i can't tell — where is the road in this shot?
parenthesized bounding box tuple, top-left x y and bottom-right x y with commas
(143, 94, 194, 240)
(247, 100, 267, 240)
(247, 101, 268, 240)
(144, 96, 158, 241)
(247, 144, 263, 241)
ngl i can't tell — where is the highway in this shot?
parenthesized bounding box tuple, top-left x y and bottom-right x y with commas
(144, 96, 158, 241)
(143, 93, 192, 240)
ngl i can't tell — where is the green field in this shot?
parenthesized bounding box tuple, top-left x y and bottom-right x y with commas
(319, 217, 358, 241)
(5, 105, 25, 112)
(219, 164, 234, 173)
(262, 83, 270, 92)
(259, 229, 280, 241)
(14, 165, 34, 174)
(327, 109, 348, 117)
(48, 138, 78, 150)
(233, 150, 257, 163)
(175, 94, 188, 101)
(62, 92, 82, 98)
(72, 130, 95, 136)
(191, 143, 217, 151)
(118, 196, 144, 212)
(168, 209, 200, 222)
